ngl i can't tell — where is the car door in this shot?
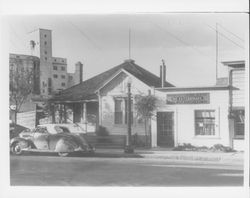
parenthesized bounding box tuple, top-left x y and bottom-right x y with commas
(33, 126, 49, 150)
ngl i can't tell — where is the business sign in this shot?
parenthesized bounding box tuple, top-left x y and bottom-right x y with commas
(166, 93, 210, 104)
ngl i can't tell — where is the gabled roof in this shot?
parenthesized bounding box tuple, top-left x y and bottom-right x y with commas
(51, 59, 174, 102)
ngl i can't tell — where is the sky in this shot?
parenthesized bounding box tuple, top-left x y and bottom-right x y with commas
(7, 13, 248, 86)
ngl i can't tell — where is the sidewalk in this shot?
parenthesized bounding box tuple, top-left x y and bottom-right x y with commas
(93, 148, 244, 165)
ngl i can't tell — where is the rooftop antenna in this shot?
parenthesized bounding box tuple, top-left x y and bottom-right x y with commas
(129, 28, 131, 59)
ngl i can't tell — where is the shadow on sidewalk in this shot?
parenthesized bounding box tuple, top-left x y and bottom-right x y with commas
(10, 151, 143, 158)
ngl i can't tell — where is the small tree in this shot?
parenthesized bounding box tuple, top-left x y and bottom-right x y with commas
(134, 95, 158, 147)
(9, 65, 34, 125)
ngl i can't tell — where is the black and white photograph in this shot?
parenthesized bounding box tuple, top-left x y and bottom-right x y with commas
(0, 0, 249, 198)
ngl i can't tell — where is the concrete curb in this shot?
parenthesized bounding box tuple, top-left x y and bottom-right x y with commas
(139, 153, 243, 164)
(95, 149, 244, 164)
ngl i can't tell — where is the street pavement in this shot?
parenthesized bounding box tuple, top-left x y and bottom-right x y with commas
(10, 152, 243, 186)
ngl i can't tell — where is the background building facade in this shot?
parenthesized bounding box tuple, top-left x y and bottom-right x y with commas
(10, 28, 83, 97)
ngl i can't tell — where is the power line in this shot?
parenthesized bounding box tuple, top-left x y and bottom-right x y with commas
(151, 22, 216, 64)
(67, 21, 102, 51)
(217, 23, 244, 42)
(205, 24, 245, 50)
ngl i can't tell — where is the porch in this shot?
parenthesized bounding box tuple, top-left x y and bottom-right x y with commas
(49, 100, 99, 133)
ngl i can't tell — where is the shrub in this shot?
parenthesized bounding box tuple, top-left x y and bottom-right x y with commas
(132, 133, 146, 147)
(95, 126, 109, 136)
(173, 143, 235, 153)
(95, 126, 110, 143)
(210, 144, 235, 152)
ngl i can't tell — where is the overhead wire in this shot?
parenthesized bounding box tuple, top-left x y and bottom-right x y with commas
(205, 24, 245, 50)
(9, 25, 26, 49)
(150, 21, 216, 64)
(217, 23, 245, 42)
(67, 21, 102, 51)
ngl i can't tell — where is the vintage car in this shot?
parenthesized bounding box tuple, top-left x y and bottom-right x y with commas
(10, 124, 94, 157)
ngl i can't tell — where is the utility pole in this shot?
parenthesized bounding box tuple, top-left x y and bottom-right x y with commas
(216, 23, 218, 80)
(124, 79, 134, 153)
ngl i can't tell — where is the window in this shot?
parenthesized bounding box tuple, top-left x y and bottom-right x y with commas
(195, 110, 215, 136)
(53, 74, 58, 78)
(61, 82, 66, 87)
(114, 99, 123, 124)
(44, 57, 47, 61)
(53, 66, 57, 70)
(61, 75, 66, 79)
(114, 98, 134, 125)
(44, 51, 47, 54)
(232, 109, 244, 139)
(44, 41, 47, 45)
(61, 66, 65, 71)
(44, 34, 47, 38)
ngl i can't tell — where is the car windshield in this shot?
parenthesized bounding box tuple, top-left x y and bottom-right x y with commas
(54, 126, 71, 134)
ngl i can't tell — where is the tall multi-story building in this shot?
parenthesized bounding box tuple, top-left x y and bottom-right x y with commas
(10, 28, 83, 97)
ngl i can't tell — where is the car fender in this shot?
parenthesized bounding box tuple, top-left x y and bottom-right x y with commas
(55, 138, 78, 152)
(10, 137, 30, 149)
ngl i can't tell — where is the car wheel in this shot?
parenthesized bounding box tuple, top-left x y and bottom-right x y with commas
(11, 142, 23, 155)
(58, 152, 69, 157)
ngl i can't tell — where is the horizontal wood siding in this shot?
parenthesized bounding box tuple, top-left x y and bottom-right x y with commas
(232, 70, 245, 107)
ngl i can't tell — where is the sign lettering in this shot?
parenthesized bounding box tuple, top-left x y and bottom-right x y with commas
(166, 93, 210, 104)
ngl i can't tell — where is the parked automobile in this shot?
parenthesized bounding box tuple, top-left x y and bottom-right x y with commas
(10, 124, 94, 157)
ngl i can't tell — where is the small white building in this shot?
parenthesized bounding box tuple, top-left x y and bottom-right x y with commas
(50, 59, 245, 150)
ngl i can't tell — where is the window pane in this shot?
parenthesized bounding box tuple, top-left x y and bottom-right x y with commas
(233, 110, 245, 137)
(195, 110, 215, 136)
(114, 99, 123, 124)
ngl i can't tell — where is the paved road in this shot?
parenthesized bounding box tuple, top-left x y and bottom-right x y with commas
(10, 153, 243, 186)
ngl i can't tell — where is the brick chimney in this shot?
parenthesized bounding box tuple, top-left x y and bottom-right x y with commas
(75, 61, 83, 83)
(160, 60, 166, 87)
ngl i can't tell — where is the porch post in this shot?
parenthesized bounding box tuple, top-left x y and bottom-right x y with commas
(151, 116, 157, 147)
(98, 91, 102, 126)
(50, 103, 56, 124)
(83, 102, 87, 132)
(59, 104, 63, 123)
(63, 104, 67, 123)
(83, 102, 87, 122)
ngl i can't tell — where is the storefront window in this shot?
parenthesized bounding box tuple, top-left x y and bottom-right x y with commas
(233, 109, 244, 139)
(195, 110, 215, 136)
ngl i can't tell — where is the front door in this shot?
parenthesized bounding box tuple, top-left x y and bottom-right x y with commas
(157, 112, 174, 147)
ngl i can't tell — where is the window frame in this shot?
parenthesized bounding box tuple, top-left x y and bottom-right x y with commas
(113, 97, 134, 125)
(114, 98, 123, 124)
(232, 109, 245, 139)
(194, 109, 216, 137)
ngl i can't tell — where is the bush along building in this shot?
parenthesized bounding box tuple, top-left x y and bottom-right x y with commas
(9, 29, 83, 128)
(49, 59, 245, 151)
